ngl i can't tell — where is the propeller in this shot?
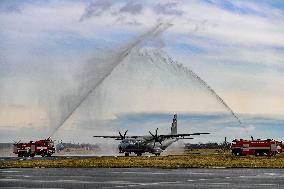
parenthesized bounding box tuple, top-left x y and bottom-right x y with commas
(118, 130, 128, 140)
(149, 128, 163, 148)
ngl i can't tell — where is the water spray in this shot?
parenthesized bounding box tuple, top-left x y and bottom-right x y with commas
(142, 50, 242, 125)
(48, 22, 172, 138)
(48, 21, 241, 139)
(166, 53, 242, 124)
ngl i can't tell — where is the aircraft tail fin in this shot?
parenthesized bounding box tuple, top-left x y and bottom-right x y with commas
(171, 114, 177, 135)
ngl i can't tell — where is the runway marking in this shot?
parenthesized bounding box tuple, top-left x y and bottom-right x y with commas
(0, 178, 102, 184)
(189, 172, 214, 175)
(264, 173, 277, 176)
(112, 171, 168, 175)
(0, 178, 19, 181)
(0, 170, 22, 173)
(239, 175, 255, 178)
(199, 178, 209, 181)
(151, 172, 168, 175)
(0, 187, 31, 189)
(254, 184, 277, 186)
(107, 181, 131, 184)
(102, 181, 183, 188)
(208, 182, 230, 185)
(158, 181, 182, 184)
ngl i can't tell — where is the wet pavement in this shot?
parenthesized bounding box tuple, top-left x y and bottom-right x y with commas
(1, 168, 284, 188)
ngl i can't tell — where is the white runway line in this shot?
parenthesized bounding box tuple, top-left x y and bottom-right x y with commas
(189, 172, 214, 175)
(0, 170, 23, 173)
(254, 184, 277, 186)
(199, 178, 209, 181)
(208, 182, 231, 185)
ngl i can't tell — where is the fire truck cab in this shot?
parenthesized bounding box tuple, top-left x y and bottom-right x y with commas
(231, 139, 282, 156)
(13, 138, 55, 157)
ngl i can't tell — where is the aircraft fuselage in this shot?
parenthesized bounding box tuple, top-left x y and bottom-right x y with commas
(118, 137, 178, 156)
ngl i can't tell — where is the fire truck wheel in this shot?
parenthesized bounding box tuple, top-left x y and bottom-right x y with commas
(18, 152, 23, 157)
(259, 151, 264, 156)
(234, 150, 240, 156)
(30, 153, 35, 157)
(46, 153, 51, 157)
(23, 152, 29, 157)
(41, 151, 46, 157)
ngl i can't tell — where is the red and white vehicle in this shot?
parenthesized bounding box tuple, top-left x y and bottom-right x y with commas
(231, 139, 282, 156)
(13, 138, 55, 157)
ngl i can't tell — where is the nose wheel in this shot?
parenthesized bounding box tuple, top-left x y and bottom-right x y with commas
(125, 153, 129, 156)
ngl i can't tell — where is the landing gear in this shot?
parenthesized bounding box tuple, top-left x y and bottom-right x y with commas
(155, 153, 160, 156)
(136, 153, 142, 156)
(119, 147, 123, 153)
(125, 153, 129, 157)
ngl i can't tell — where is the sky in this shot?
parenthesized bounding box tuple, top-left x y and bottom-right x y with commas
(0, 0, 284, 144)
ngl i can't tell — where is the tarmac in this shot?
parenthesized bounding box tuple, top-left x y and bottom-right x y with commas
(1, 168, 284, 188)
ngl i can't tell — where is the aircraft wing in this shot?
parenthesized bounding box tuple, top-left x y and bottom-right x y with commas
(160, 132, 210, 139)
(93, 135, 139, 139)
(93, 136, 121, 139)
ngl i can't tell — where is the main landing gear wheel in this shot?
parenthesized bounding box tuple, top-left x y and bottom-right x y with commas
(125, 153, 129, 157)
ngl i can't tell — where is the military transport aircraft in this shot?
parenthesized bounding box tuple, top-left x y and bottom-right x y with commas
(93, 114, 210, 156)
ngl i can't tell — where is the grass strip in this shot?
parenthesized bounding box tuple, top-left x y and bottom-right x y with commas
(1, 154, 284, 168)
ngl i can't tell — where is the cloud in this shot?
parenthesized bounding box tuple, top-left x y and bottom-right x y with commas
(154, 2, 183, 16)
(114, 16, 142, 26)
(79, 0, 115, 22)
(119, 2, 143, 15)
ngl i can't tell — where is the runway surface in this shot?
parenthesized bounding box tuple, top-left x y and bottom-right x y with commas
(1, 168, 284, 188)
(0, 155, 122, 162)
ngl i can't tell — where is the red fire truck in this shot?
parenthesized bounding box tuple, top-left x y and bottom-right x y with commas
(231, 139, 282, 156)
(13, 138, 55, 157)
